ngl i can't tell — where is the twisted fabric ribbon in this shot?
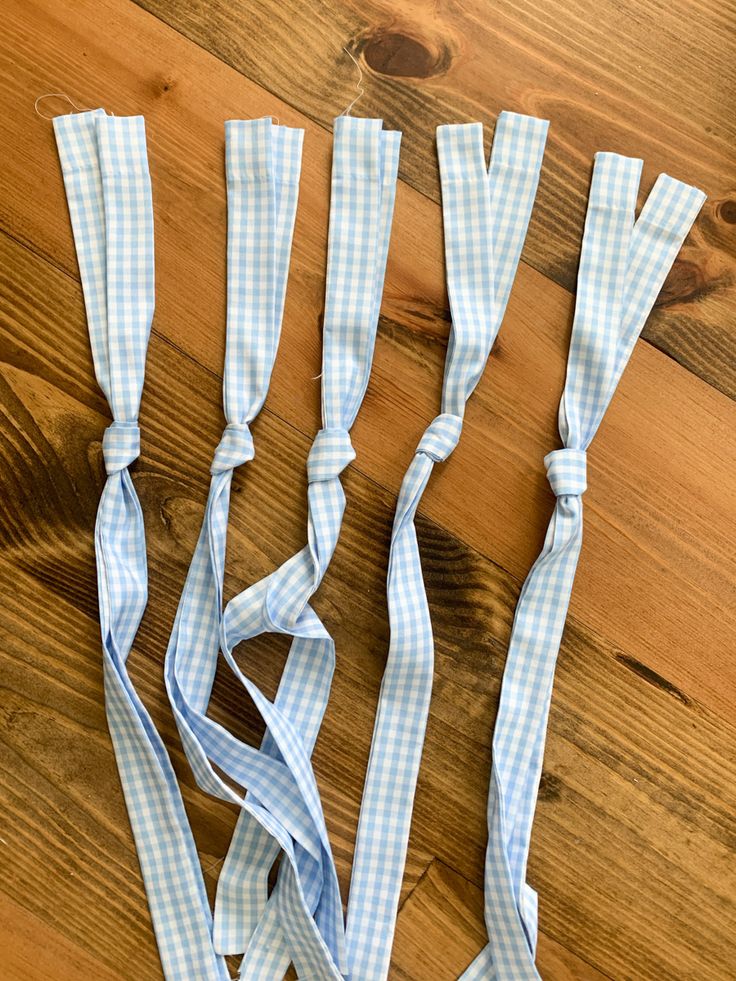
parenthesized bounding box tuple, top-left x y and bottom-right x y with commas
(54, 111, 229, 980)
(161, 114, 313, 966)
(461, 154, 705, 980)
(210, 113, 547, 981)
(55, 109, 703, 981)
(162, 116, 399, 978)
(345, 113, 549, 981)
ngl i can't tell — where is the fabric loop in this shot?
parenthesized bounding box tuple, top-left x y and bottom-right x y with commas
(55, 112, 231, 981)
(211, 422, 255, 475)
(416, 413, 463, 463)
(306, 428, 356, 483)
(102, 421, 141, 474)
(544, 447, 587, 497)
(212, 121, 400, 974)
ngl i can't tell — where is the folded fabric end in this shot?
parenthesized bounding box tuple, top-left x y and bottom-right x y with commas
(436, 121, 487, 181)
(332, 116, 385, 181)
(225, 117, 273, 183)
(493, 111, 550, 169)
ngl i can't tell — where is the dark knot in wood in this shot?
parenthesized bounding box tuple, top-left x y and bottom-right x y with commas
(717, 199, 736, 224)
(655, 258, 707, 308)
(359, 29, 452, 79)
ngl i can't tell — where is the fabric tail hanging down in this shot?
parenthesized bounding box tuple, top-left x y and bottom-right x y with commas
(219, 117, 400, 981)
(163, 116, 348, 976)
(345, 112, 549, 981)
(460, 156, 705, 981)
(161, 116, 306, 975)
(164, 116, 400, 980)
(53, 111, 230, 981)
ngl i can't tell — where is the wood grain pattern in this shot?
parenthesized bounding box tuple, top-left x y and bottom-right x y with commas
(1, 0, 735, 978)
(132, 0, 736, 400)
(0, 896, 122, 981)
(392, 861, 612, 981)
(4, 0, 736, 722)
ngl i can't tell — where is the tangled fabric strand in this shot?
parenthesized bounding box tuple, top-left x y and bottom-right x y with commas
(345, 114, 550, 981)
(54, 110, 230, 981)
(55, 107, 704, 981)
(462, 155, 705, 981)
(162, 117, 354, 976)
(154, 116, 401, 979)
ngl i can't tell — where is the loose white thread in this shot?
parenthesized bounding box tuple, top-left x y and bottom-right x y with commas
(341, 46, 364, 117)
(34, 92, 87, 120)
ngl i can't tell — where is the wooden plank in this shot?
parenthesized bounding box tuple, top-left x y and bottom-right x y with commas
(131, 0, 736, 400)
(392, 860, 611, 981)
(0, 895, 123, 981)
(2, 0, 736, 726)
(1, 231, 735, 978)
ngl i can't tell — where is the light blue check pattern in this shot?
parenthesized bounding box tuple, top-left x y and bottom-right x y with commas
(345, 113, 549, 981)
(461, 155, 705, 981)
(55, 108, 705, 981)
(162, 117, 400, 979)
(54, 111, 229, 981)
(163, 114, 308, 965)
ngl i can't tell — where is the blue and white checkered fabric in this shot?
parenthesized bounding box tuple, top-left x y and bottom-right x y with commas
(54, 111, 230, 981)
(56, 107, 705, 981)
(159, 117, 399, 979)
(217, 117, 400, 980)
(461, 155, 705, 980)
(162, 115, 309, 968)
(345, 113, 549, 981)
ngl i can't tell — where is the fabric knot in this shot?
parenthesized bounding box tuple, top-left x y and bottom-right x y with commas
(211, 423, 255, 475)
(306, 428, 356, 483)
(102, 421, 140, 475)
(416, 413, 463, 463)
(544, 448, 587, 497)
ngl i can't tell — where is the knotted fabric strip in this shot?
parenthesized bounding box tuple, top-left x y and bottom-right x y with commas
(54, 111, 229, 981)
(218, 118, 400, 981)
(158, 117, 306, 979)
(461, 155, 705, 980)
(345, 113, 550, 981)
(166, 116, 354, 975)
(162, 117, 399, 979)
(164, 116, 301, 790)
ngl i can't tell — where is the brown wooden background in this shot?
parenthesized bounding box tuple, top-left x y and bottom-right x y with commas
(1, 0, 735, 978)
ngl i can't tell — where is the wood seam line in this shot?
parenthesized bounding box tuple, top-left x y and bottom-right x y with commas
(397, 855, 617, 981)
(396, 853, 434, 912)
(126, 0, 725, 401)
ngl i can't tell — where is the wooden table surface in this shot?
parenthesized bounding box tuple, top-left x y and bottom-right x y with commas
(1, 0, 735, 978)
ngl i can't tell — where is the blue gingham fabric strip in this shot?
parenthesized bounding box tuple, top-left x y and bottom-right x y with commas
(161, 116, 305, 976)
(53, 111, 229, 981)
(162, 118, 363, 979)
(158, 117, 399, 978)
(461, 156, 705, 981)
(344, 113, 549, 981)
(164, 117, 303, 812)
(217, 118, 400, 981)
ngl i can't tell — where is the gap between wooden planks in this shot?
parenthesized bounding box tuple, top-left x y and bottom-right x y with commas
(133, 0, 736, 400)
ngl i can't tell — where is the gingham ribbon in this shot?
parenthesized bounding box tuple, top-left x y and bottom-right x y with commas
(54, 112, 229, 980)
(345, 114, 549, 981)
(167, 117, 357, 981)
(162, 115, 307, 972)
(462, 155, 705, 980)
(164, 117, 400, 979)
